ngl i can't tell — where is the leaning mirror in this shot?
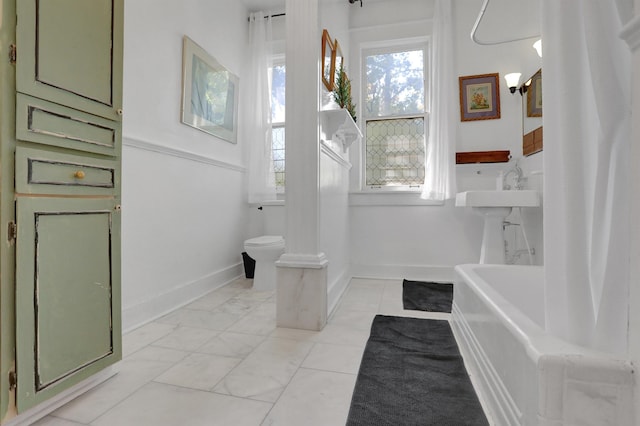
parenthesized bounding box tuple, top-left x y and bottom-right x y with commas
(322, 29, 335, 91)
(522, 68, 542, 156)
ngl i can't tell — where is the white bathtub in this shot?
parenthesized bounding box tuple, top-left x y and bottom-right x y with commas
(451, 264, 634, 426)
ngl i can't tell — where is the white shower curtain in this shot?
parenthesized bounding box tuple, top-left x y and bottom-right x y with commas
(246, 12, 277, 204)
(543, 0, 632, 355)
(421, 0, 457, 201)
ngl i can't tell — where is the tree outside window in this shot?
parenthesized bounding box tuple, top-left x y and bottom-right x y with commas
(364, 46, 427, 189)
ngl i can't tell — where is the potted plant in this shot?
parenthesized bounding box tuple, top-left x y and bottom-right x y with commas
(333, 62, 357, 123)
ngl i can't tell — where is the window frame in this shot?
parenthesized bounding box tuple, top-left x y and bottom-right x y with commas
(360, 39, 430, 193)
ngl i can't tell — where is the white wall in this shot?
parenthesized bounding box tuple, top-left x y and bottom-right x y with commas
(456, 0, 540, 155)
(320, 142, 353, 311)
(121, 0, 258, 331)
(347, 0, 544, 279)
(120, 0, 547, 332)
(457, 0, 544, 266)
(320, 2, 353, 312)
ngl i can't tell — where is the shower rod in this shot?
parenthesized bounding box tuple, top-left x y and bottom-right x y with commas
(470, 0, 539, 45)
(247, 12, 285, 22)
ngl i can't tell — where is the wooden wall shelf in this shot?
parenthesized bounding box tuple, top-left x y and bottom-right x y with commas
(456, 150, 510, 164)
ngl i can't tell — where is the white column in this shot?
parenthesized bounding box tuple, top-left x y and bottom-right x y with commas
(620, 5, 640, 424)
(275, 0, 328, 331)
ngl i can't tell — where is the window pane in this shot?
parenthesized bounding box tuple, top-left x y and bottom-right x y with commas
(271, 63, 285, 192)
(365, 118, 425, 187)
(271, 64, 286, 123)
(272, 125, 285, 190)
(365, 50, 424, 118)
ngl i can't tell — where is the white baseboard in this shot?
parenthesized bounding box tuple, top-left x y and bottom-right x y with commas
(350, 263, 454, 282)
(327, 268, 351, 317)
(122, 263, 243, 332)
(3, 366, 117, 426)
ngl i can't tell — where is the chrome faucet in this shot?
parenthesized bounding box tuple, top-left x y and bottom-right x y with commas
(503, 161, 524, 190)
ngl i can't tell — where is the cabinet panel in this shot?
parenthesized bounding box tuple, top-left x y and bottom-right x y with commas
(38, 0, 112, 106)
(15, 197, 121, 411)
(17, 94, 120, 156)
(16, 146, 118, 196)
(16, 0, 123, 121)
(36, 212, 113, 388)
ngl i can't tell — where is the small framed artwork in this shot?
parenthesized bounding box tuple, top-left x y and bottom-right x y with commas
(458, 73, 501, 121)
(333, 39, 343, 85)
(527, 69, 542, 117)
(181, 35, 239, 143)
(322, 29, 335, 91)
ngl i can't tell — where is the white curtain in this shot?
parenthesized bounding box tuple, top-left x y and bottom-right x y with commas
(421, 0, 457, 201)
(543, 0, 631, 355)
(246, 12, 276, 204)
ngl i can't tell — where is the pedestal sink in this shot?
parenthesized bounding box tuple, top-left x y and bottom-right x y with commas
(455, 190, 540, 264)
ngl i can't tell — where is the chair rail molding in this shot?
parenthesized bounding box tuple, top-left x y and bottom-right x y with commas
(320, 139, 352, 170)
(123, 136, 246, 172)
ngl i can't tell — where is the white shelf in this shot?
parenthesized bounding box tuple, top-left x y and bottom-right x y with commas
(320, 109, 362, 152)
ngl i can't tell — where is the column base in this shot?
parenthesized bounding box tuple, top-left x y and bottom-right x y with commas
(275, 253, 328, 331)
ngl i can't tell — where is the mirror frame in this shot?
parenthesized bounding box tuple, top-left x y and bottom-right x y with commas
(321, 29, 335, 91)
(521, 68, 542, 156)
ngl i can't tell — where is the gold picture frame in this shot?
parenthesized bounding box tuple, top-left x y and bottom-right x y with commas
(322, 29, 335, 91)
(458, 73, 501, 122)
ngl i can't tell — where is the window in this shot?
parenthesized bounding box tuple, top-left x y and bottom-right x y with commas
(271, 62, 285, 192)
(363, 44, 427, 190)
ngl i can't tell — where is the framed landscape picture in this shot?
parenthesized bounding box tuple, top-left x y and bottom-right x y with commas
(459, 73, 501, 122)
(181, 36, 239, 143)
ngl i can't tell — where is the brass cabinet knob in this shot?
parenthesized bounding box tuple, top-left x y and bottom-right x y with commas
(74, 170, 86, 179)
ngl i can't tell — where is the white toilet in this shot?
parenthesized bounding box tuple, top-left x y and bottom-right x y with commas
(243, 235, 285, 291)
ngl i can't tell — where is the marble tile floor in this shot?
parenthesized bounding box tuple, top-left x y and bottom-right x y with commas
(33, 277, 452, 426)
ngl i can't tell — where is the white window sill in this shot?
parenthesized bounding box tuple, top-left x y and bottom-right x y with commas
(349, 191, 445, 206)
(254, 193, 446, 207)
(262, 200, 284, 206)
(249, 193, 285, 207)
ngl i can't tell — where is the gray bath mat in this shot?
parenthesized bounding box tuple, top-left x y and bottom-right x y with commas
(402, 279, 453, 312)
(346, 315, 488, 426)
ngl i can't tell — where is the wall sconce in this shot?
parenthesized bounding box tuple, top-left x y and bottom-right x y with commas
(533, 39, 542, 57)
(504, 73, 521, 94)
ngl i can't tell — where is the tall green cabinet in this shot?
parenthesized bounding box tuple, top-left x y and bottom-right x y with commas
(0, 0, 123, 420)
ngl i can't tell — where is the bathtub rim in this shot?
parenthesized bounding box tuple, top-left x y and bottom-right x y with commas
(453, 263, 635, 425)
(453, 263, 626, 363)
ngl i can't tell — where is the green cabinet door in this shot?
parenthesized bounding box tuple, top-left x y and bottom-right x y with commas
(15, 197, 121, 411)
(16, 0, 124, 122)
(12, 0, 123, 414)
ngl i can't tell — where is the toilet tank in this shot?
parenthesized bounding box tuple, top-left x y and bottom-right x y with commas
(263, 204, 285, 237)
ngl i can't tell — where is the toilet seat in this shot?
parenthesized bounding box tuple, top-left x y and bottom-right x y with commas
(244, 235, 284, 247)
